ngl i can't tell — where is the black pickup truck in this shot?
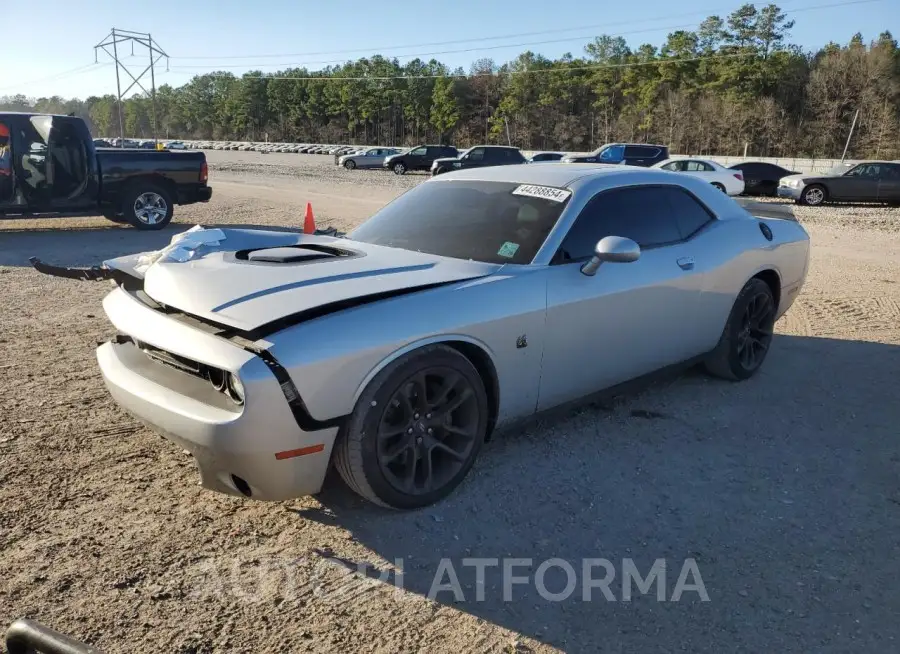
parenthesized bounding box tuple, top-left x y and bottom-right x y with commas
(0, 112, 211, 230)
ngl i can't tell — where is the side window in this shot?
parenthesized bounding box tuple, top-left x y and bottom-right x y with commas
(883, 164, 900, 180)
(598, 145, 624, 162)
(661, 162, 678, 171)
(863, 164, 883, 179)
(684, 161, 702, 172)
(410, 147, 427, 156)
(557, 187, 684, 261)
(18, 117, 51, 195)
(625, 146, 659, 159)
(663, 187, 715, 239)
(467, 147, 485, 162)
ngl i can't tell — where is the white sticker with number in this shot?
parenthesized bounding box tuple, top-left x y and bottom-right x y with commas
(512, 184, 572, 203)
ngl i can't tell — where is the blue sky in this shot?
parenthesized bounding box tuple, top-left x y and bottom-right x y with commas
(3, 0, 895, 99)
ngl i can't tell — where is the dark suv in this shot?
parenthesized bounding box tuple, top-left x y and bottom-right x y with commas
(431, 145, 526, 176)
(561, 143, 669, 167)
(384, 144, 459, 175)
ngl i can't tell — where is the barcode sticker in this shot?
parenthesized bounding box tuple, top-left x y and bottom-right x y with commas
(512, 184, 572, 203)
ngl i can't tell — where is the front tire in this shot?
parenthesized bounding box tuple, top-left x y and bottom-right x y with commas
(334, 345, 488, 509)
(344, 159, 356, 170)
(392, 162, 407, 175)
(704, 278, 777, 381)
(121, 183, 174, 230)
(799, 184, 826, 206)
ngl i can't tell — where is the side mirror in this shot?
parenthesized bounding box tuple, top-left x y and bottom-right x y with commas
(581, 236, 641, 276)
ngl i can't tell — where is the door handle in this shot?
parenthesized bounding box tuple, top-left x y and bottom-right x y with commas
(677, 256, 695, 270)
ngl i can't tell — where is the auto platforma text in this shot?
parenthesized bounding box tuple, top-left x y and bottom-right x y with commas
(188, 556, 710, 604)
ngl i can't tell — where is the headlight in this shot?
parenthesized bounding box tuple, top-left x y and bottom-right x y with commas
(227, 373, 245, 404)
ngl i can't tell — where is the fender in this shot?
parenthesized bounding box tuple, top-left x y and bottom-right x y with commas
(350, 333, 498, 409)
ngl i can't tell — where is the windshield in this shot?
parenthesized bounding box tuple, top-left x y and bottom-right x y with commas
(349, 180, 572, 265)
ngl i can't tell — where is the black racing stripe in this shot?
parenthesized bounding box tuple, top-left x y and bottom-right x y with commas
(250, 348, 347, 432)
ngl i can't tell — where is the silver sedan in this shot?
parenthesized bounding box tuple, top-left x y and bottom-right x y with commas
(34, 165, 810, 510)
(339, 147, 403, 170)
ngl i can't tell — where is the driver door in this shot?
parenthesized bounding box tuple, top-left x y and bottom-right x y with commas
(538, 185, 711, 410)
(406, 146, 428, 169)
(460, 147, 485, 169)
(831, 163, 880, 201)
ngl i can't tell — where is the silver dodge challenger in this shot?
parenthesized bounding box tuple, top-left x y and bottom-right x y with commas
(32, 165, 810, 510)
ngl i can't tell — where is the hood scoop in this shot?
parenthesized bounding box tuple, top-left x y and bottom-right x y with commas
(239, 244, 354, 265)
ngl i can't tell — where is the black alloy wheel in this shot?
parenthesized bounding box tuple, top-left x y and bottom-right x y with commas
(735, 290, 775, 372)
(375, 368, 479, 496)
(704, 277, 777, 381)
(334, 344, 488, 509)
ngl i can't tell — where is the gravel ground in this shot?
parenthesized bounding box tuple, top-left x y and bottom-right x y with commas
(1, 155, 900, 653)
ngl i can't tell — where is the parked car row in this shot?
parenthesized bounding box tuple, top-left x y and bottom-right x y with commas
(94, 138, 188, 150)
(183, 140, 384, 156)
(97, 134, 899, 205)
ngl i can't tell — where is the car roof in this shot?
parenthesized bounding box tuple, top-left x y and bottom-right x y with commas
(611, 142, 668, 148)
(665, 157, 720, 166)
(428, 163, 680, 188)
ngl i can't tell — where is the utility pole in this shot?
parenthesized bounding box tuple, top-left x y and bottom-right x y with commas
(94, 29, 169, 147)
(841, 109, 859, 163)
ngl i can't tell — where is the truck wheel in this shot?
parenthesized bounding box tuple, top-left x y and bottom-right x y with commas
(122, 183, 174, 230)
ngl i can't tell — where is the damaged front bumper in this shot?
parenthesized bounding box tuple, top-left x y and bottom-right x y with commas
(96, 287, 340, 501)
(28, 227, 350, 502)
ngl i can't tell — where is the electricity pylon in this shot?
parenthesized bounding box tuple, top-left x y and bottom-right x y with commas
(94, 29, 170, 147)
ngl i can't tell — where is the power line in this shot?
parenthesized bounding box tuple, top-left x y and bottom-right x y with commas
(169, 1, 798, 61)
(168, 22, 705, 71)
(0, 63, 110, 94)
(168, 0, 879, 66)
(162, 51, 757, 83)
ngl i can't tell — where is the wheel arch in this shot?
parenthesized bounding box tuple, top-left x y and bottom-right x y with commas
(351, 334, 501, 441)
(121, 173, 178, 205)
(750, 268, 782, 313)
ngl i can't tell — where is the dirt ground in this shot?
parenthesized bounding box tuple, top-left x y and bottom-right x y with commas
(1, 154, 899, 653)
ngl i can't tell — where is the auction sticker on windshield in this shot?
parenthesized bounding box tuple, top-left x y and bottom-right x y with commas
(497, 241, 520, 258)
(512, 184, 572, 203)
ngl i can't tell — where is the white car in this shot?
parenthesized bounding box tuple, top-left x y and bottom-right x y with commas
(653, 158, 745, 196)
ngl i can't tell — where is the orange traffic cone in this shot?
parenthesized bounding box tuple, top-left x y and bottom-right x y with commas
(303, 203, 316, 234)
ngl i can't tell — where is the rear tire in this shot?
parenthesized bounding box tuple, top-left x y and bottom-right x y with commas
(334, 344, 488, 509)
(121, 182, 174, 230)
(711, 182, 726, 193)
(704, 278, 777, 381)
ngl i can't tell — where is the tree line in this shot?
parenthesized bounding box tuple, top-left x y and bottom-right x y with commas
(2, 4, 898, 159)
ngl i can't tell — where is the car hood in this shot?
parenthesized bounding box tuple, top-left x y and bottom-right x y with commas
(431, 156, 460, 166)
(780, 173, 820, 184)
(104, 228, 499, 333)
